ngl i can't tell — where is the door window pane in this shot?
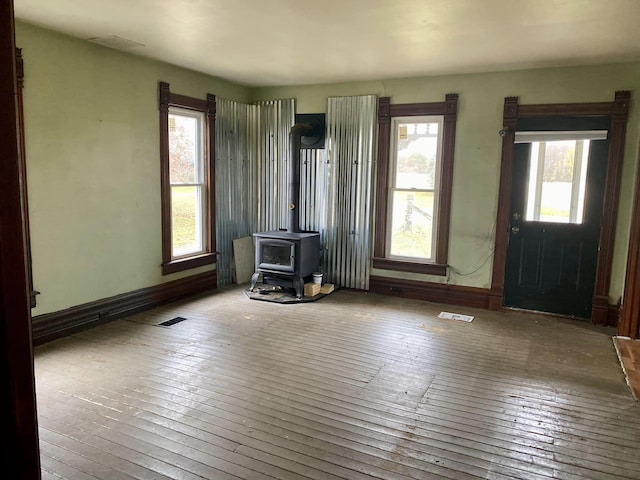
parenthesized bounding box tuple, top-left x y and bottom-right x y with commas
(525, 140, 590, 224)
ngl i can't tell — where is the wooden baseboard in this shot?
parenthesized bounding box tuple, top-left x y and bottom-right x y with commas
(607, 302, 621, 328)
(32, 270, 217, 345)
(368, 275, 491, 310)
(592, 295, 622, 327)
(369, 277, 621, 325)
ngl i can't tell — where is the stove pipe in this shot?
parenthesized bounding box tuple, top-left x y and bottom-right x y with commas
(288, 123, 316, 233)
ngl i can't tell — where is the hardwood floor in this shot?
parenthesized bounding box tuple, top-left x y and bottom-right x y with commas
(613, 336, 640, 401)
(35, 286, 640, 479)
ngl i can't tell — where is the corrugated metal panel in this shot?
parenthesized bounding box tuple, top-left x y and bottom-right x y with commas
(300, 148, 330, 273)
(252, 99, 295, 232)
(215, 98, 249, 286)
(324, 95, 378, 290)
(215, 98, 294, 286)
(215, 95, 375, 289)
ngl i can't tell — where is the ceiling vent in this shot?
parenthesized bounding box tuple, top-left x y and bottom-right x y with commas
(87, 35, 145, 50)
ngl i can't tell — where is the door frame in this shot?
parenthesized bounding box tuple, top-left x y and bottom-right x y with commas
(619, 143, 640, 339)
(0, 0, 41, 477)
(489, 92, 631, 324)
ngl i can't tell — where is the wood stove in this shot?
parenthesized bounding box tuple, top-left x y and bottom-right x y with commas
(249, 121, 323, 298)
(250, 230, 320, 298)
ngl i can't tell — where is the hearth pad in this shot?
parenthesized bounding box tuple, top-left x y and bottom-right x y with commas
(245, 283, 333, 304)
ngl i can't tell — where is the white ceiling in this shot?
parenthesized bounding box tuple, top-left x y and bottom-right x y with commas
(14, 0, 640, 87)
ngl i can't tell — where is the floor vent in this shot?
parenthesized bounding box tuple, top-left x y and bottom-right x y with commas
(159, 316, 187, 327)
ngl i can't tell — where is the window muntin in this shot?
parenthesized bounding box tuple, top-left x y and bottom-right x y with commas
(168, 108, 206, 258)
(524, 139, 590, 224)
(386, 116, 443, 262)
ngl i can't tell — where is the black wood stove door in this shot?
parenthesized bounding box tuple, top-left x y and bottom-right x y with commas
(504, 117, 610, 319)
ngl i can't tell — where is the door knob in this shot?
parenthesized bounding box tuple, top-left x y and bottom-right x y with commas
(511, 226, 520, 234)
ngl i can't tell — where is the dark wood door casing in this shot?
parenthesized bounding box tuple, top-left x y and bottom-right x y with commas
(0, 0, 41, 477)
(490, 92, 631, 325)
(504, 123, 609, 318)
(619, 144, 640, 339)
(16, 48, 38, 309)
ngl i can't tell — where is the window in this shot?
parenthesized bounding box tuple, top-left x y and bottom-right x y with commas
(525, 140, 589, 224)
(373, 95, 458, 276)
(169, 108, 207, 257)
(387, 117, 443, 261)
(514, 130, 607, 225)
(159, 82, 216, 275)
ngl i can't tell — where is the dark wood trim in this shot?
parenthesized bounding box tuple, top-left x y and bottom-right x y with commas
(206, 93, 217, 256)
(0, 0, 41, 475)
(161, 252, 217, 275)
(591, 295, 610, 326)
(490, 92, 631, 325)
(369, 275, 490, 310)
(159, 82, 172, 272)
(389, 102, 447, 117)
(517, 103, 615, 118)
(168, 92, 208, 111)
(15, 48, 38, 309)
(437, 93, 459, 266)
(373, 94, 458, 276)
(32, 270, 218, 346)
(372, 257, 447, 276)
(373, 97, 391, 258)
(593, 91, 630, 324)
(619, 141, 640, 339)
(608, 301, 621, 329)
(159, 82, 217, 276)
(489, 96, 519, 310)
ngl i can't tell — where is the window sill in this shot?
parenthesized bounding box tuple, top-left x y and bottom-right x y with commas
(372, 257, 447, 276)
(162, 252, 217, 275)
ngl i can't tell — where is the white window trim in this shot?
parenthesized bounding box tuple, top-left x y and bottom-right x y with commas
(385, 115, 444, 263)
(168, 107, 207, 260)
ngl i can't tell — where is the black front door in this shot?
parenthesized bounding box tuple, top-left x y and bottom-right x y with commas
(504, 117, 610, 318)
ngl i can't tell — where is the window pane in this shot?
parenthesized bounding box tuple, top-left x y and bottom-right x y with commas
(525, 140, 589, 224)
(395, 122, 439, 189)
(389, 191, 435, 260)
(171, 186, 204, 258)
(169, 113, 200, 184)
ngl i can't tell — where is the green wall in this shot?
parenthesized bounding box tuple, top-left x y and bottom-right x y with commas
(16, 19, 640, 316)
(253, 64, 640, 302)
(16, 22, 250, 316)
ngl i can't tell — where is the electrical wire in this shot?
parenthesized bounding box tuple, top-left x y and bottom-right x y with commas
(448, 251, 494, 277)
(446, 217, 497, 278)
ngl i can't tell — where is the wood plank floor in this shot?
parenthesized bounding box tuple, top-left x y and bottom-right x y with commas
(35, 286, 640, 479)
(613, 336, 640, 401)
